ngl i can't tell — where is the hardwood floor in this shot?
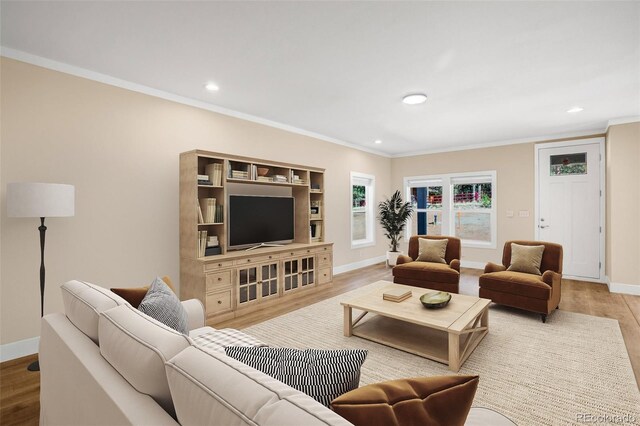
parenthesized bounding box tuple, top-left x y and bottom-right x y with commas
(1, 264, 638, 425)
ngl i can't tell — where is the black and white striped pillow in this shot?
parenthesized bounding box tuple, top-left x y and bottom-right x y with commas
(224, 347, 367, 406)
(138, 277, 188, 334)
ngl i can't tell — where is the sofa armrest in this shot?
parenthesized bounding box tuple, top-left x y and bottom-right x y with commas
(484, 262, 507, 274)
(396, 255, 414, 265)
(449, 259, 461, 272)
(181, 299, 205, 331)
(542, 270, 561, 288)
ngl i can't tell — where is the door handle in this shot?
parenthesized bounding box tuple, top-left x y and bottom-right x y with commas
(539, 225, 549, 229)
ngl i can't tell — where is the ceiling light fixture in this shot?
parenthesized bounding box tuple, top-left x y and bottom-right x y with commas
(374, 139, 382, 144)
(567, 106, 584, 113)
(205, 82, 219, 92)
(402, 93, 427, 105)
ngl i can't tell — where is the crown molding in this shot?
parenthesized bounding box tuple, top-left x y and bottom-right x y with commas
(390, 128, 606, 158)
(1, 47, 390, 158)
(606, 116, 640, 132)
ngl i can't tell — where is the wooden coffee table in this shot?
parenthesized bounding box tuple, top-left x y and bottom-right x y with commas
(341, 281, 490, 372)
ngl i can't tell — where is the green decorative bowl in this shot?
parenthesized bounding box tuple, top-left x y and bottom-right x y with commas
(420, 292, 452, 309)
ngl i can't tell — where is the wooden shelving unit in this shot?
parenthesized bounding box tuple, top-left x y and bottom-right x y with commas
(179, 150, 332, 323)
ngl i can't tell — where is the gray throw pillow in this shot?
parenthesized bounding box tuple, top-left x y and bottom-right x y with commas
(507, 243, 545, 275)
(138, 277, 188, 334)
(224, 347, 367, 407)
(416, 238, 448, 263)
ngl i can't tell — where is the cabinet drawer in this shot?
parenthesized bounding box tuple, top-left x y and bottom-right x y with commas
(206, 288, 232, 315)
(313, 246, 332, 253)
(206, 270, 232, 290)
(234, 254, 276, 266)
(317, 252, 332, 267)
(317, 267, 332, 285)
(204, 260, 234, 271)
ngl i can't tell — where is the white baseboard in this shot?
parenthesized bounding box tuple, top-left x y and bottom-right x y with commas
(460, 260, 485, 270)
(334, 255, 387, 275)
(0, 337, 39, 363)
(606, 278, 640, 296)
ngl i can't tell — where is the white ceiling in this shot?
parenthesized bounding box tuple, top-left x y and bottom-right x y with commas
(2, 1, 639, 156)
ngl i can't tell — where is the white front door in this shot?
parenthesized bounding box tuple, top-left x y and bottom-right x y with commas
(537, 140, 603, 279)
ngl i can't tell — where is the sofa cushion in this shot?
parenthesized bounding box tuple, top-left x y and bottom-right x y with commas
(393, 262, 459, 284)
(479, 271, 551, 300)
(111, 275, 177, 308)
(225, 347, 367, 407)
(138, 277, 188, 334)
(192, 328, 267, 353)
(507, 243, 545, 275)
(98, 304, 192, 418)
(331, 375, 479, 426)
(61, 280, 129, 344)
(416, 238, 448, 264)
(166, 346, 352, 426)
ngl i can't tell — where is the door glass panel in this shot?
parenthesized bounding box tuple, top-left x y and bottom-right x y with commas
(285, 276, 291, 291)
(239, 287, 247, 303)
(292, 275, 298, 289)
(309, 271, 314, 284)
(262, 281, 269, 297)
(248, 267, 257, 282)
(285, 261, 292, 274)
(302, 273, 308, 286)
(262, 265, 269, 277)
(550, 153, 587, 175)
(270, 281, 277, 294)
(302, 258, 307, 270)
(270, 264, 277, 276)
(240, 269, 247, 285)
(248, 285, 256, 301)
(309, 257, 314, 269)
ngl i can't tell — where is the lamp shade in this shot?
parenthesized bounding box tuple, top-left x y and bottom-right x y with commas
(7, 182, 75, 218)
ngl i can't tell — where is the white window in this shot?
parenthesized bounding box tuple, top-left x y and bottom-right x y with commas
(404, 171, 496, 248)
(351, 172, 375, 248)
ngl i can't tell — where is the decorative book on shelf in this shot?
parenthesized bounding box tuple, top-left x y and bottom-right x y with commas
(310, 200, 322, 219)
(198, 198, 217, 223)
(205, 163, 223, 186)
(197, 230, 208, 257)
(382, 288, 412, 303)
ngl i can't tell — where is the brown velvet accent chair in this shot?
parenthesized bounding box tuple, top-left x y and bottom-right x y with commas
(331, 375, 479, 426)
(479, 240, 563, 323)
(392, 236, 461, 293)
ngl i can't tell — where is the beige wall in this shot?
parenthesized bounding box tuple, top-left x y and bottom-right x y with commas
(0, 58, 392, 345)
(605, 122, 640, 287)
(391, 143, 536, 264)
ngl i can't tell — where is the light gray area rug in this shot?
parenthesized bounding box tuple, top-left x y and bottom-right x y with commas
(243, 282, 640, 425)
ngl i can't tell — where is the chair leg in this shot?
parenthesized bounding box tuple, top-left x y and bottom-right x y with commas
(541, 314, 547, 323)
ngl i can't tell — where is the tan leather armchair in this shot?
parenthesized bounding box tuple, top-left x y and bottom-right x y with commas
(392, 235, 461, 293)
(479, 240, 563, 323)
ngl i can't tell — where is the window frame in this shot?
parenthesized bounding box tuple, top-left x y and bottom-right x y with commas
(350, 171, 376, 249)
(404, 171, 497, 249)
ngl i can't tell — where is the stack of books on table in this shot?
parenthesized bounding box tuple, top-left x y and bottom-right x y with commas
(198, 197, 217, 223)
(383, 288, 412, 303)
(197, 174, 212, 185)
(231, 170, 249, 180)
(205, 163, 223, 186)
(273, 175, 288, 183)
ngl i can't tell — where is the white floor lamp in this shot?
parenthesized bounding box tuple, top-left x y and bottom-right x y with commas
(7, 182, 75, 372)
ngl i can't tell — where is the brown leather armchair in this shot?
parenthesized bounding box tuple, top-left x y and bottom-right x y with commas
(392, 235, 461, 293)
(479, 240, 563, 323)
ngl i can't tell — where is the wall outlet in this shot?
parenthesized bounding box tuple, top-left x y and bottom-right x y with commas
(518, 210, 530, 217)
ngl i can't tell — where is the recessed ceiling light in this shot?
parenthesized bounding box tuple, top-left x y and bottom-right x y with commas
(374, 139, 382, 144)
(205, 82, 219, 92)
(402, 93, 427, 105)
(567, 106, 584, 113)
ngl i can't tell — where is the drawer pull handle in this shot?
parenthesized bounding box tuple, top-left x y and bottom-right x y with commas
(218, 263, 222, 267)
(217, 300, 222, 304)
(218, 277, 222, 281)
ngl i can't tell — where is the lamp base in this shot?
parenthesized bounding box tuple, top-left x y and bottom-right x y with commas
(27, 360, 40, 372)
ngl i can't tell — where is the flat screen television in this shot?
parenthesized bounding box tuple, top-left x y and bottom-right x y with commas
(228, 195, 295, 249)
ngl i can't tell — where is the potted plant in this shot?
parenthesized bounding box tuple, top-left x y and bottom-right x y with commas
(377, 190, 413, 266)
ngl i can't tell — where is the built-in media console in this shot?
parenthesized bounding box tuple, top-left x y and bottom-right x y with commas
(179, 150, 332, 323)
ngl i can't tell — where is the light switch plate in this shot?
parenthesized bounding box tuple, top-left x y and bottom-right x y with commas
(506, 210, 514, 218)
(518, 210, 529, 217)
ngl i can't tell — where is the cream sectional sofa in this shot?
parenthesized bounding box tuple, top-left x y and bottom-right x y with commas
(40, 280, 512, 426)
(40, 280, 351, 425)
